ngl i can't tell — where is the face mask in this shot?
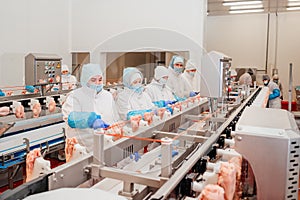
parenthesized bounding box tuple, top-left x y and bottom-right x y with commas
(273, 80, 278, 84)
(130, 84, 144, 94)
(188, 72, 195, 77)
(263, 80, 269, 86)
(159, 78, 167, 85)
(88, 83, 103, 93)
(173, 67, 184, 74)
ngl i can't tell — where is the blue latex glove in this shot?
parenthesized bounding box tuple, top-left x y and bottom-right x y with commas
(173, 94, 186, 102)
(53, 88, 59, 91)
(130, 152, 141, 162)
(68, 111, 101, 129)
(189, 91, 197, 97)
(165, 106, 173, 115)
(153, 100, 166, 108)
(25, 85, 35, 93)
(92, 119, 110, 129)
(269, 89, 280, 100)
(165, 100, 178, 105)
(0, 90, 5, 96)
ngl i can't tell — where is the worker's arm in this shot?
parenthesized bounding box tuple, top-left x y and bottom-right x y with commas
(269, 89, 280, 100)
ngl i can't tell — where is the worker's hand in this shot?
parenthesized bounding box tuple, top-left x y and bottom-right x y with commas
(92, 119, 110, 129)
(189, 91, 197, 97)
(25, 85, 36, 93)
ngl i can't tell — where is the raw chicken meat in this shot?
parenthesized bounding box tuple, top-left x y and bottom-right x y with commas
(65, 137, 78, 162)
(32, 102, 42, 118)
(144, 111, 154, 125)
(218, 162, 236, 200)
(157, 108, 166, 120)
(130, 115, 142, 132)
(199, 184, 225, 200)
(26, 148, 50, 182)
(48, 100, 56, 113)
(6, 90, 13, 96)
(229, 156, 242, 199)
(0, 106, 10, 116)
(109, 122, 125, 140)
(15, 104, 25, 118)
(65, 137, 87, 162)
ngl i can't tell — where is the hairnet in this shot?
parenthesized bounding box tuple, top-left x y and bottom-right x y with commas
(262, 74, 270, 81)
(185, 60, 196, 70)
(123, 67, 143, 88)
(273, 74, 279, 80)
(80, 64, 102, 87)
(154, 66, 168, 80)
(61, 64, 70, 72)
(169, 55, 184, 69)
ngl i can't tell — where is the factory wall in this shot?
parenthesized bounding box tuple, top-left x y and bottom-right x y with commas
(0, 0, 71, 86)
(70, 0, 207, 80)
(0, 0, 207, 87)
(206, 12, 300, 101)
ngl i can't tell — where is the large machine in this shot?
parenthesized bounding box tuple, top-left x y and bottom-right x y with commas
(1, 53, 299, 200)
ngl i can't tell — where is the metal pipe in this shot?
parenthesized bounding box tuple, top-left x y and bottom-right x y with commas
(288, 63, 293, 112)
(265, 12, 270, 73)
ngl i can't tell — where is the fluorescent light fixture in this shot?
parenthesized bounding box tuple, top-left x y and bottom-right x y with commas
(229, 8, 264, 14)
(288, 2, 300, 6)
(230, 4, 263, 10)
(286, 6, 300, 10)
(223, 1, 262, 6)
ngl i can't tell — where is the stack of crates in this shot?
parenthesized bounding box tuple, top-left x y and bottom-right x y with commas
(296, 86, 300, 111)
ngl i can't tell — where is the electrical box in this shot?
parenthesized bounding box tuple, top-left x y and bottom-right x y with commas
(25, 53, 62, 86)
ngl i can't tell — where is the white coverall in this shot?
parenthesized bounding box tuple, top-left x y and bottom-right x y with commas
(166, 56, 190, 98)
(116, 67, 155, 120)
(145, 66, 175, 102)
(62, 64, 119, 152)
(61, 65, 77, 90)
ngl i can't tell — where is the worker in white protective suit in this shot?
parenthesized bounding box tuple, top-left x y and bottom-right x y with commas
(62, 64, 120, 152)
(166, 55, 190, 100)
(145, 66, 175, 102)
(116, 67, 155, 120)
(238, 68, 253, 86)
(262, 74, 281, 109)
(272, 74, 283, 100)
(61, 64, 78, 90)
(182, 59, 200, 95)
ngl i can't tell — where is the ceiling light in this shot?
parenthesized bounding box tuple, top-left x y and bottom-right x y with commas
(223, 1, 262, 6)
(230, 4, 263, 10)
(286, 6, 300, 10)
(288, 2, 300, 6)
(229, 8, 264, 14)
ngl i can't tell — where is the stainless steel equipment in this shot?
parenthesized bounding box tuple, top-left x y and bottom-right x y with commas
(235, 106, 300, 200)
(25, 53, 62, 91)
(201, 51, 232, 98)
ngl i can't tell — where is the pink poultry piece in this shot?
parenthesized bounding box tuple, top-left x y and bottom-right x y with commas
(218, 162, 236, 200)
(65, 137, 78, 162)
(130, 115, 142, 132)
(157, 108, 166, 120)
(0, 106, 10, 116)
(48, 100, 56, 113)
(144, 112, 154, 124)
(110, 122, 125, 140)
(229, 156, 242, 199)
(32, 102, 42, 118)
(26, 148, 50, 182)
(15, 104, 25, 118)
(6, 90, 13, 96)
(199, 184, 225, 200)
